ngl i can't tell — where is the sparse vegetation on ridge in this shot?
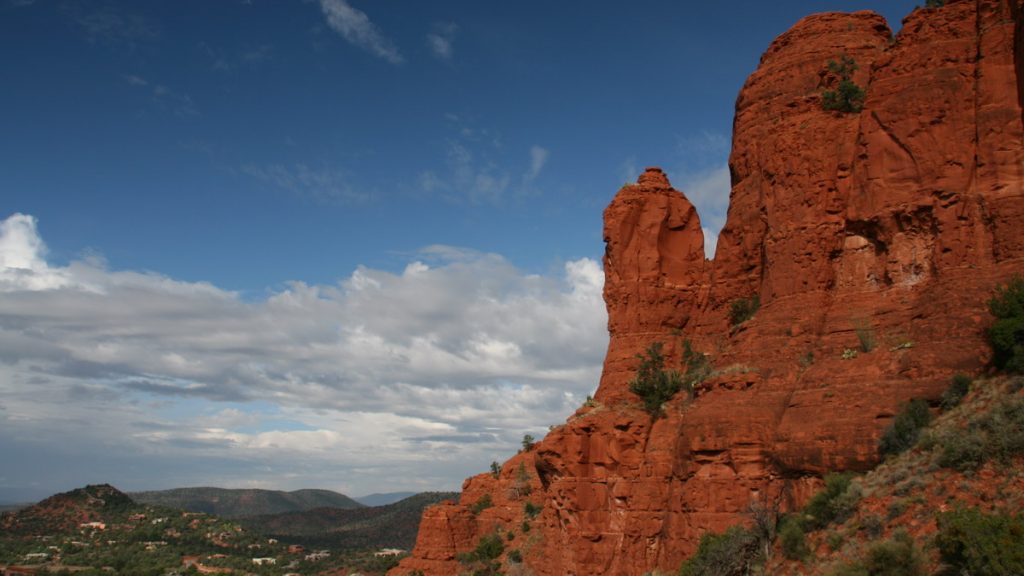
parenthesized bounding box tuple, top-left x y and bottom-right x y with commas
(672, 376, 1024, 575)
(936, 507, 1024, 574)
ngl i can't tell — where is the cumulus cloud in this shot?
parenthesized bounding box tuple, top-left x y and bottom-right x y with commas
(0, 214, 76, 291)
(426, 22, 458, 60)
(0, 213, 606, 498)
(318, 0, 403, 64)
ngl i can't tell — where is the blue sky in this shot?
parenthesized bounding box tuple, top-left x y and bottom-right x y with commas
(0, 0, 919, 502)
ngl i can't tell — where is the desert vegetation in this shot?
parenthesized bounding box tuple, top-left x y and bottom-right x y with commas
(822, 56, 866, 113)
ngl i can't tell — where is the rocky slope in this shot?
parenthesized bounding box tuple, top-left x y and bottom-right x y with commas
(391, 1, 1024, 574)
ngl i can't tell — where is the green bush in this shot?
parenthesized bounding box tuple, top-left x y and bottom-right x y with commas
(822, 56, 866, 113)
(507, 549, 522, 564)
(941, 374, 972, 410)
(469, 494, 493, 515)
(678, 526, 760, 576)
(936, 507, 1024, 575)
(521, 434, 535, 451)
(524, 501, 541, 518)
(863, 530, 925, 575)
(828, 531, 924, 576)
(729, 295, 760, 327)
(925, 0, 945, 7)
(779, 516, 809, 560)
(456, 533, 505, 576)
(879, 399, 930, 457)
(630, 342, 685, 417)
(804, 472, 860, 529)
(988, 275, 1024, 373)
(936, 397, 1024, 471)
(682, 339, 712, 392)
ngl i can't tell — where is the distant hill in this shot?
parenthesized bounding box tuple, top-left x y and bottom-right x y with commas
(0, 502, 29, 514)
(0, 483, 136, 535)
(241, 491, 459, 550)
(130, 486, 363, 518)
(354, 491, 417, 507)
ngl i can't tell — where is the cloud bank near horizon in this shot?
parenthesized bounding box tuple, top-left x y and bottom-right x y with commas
(0, 213, 607, 499)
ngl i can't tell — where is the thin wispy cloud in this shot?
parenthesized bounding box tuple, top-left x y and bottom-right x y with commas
(420, 118, 552, 204)
(242, 163, 371, 205)
(525, 145, 550, 181)
(61, 2, 157, 46)
(122, 75, 198, 118)
(318, 0, 403, 64)
(0, 213, 606, 497)
(427, 22, 458, 61)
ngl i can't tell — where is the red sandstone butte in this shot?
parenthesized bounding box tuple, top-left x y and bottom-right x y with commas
(390, 2, 1024, 575)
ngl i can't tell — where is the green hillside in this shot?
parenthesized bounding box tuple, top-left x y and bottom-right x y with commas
(130, 486, 364, 518)
(242, 491, 459, 550)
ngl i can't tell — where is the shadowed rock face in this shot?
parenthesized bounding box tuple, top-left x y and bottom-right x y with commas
(392, 2, 1024, 575)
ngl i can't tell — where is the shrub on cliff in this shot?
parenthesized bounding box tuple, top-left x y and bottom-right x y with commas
(941, 374, 972, 410)
(629, 342, 685, 417)
(682, 339, 712, 392)
(456, 533, 504, 575)
(779, 516, 809, 560)
(803, 472, 860, 529)
(831, 530, 925, 576)
(936, 396, 1024, 472)
(678, 526, 760, 576)
(729, 295, 760, 327)
(988, 275, 1024, 373)
(936, 507, 1024, 575)
(469, 494, 493, 515)
(879, 399, 930, 457)
(822, 56, 866, 113)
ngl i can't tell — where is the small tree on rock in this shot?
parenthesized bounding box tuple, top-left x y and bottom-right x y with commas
(629, 342, 684, 417)
(989, 275, 1024, 373)
(822, 55, 866, 113)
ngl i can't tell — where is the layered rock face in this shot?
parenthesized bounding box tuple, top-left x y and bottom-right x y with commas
(391, 2, 1024, 575)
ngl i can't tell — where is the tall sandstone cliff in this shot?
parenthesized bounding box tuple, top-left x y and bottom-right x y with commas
(391, 1, 1024, 574)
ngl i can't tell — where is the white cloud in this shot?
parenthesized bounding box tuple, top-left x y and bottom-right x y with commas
(0, 214, 76, 292)
(0, 214, 607, 497)
(426, 22, 458, 60)
(318, 0, 403, 64)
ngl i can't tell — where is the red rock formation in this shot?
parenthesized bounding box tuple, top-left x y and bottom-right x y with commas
(391, 2, 1024, 575)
